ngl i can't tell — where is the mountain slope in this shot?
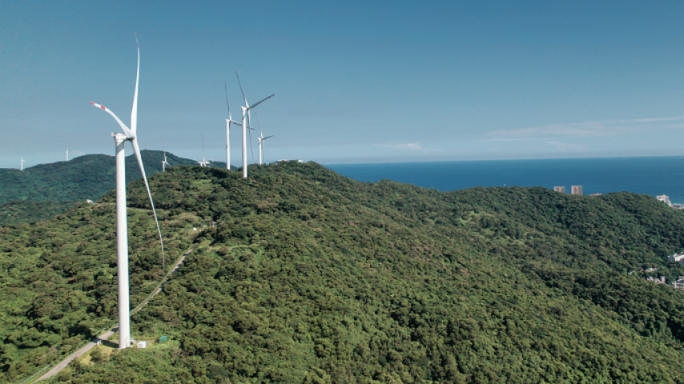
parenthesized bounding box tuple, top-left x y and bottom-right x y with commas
(3, 163, 684, 383)
(0, 201, 79, 225)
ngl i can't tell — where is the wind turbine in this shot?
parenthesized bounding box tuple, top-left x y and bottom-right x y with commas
(198, 133, 210, 167)
(66, 149, 69, 162)
(89, 35, 165, 350)
(235, 71, 274, 178)
(258, 133, 274, 165)
(161, 138, 170, 172)
(20, 158, 24, 171)
(253, 110, 274, 165)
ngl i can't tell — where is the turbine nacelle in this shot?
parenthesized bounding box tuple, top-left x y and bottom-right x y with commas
(226, 118, 243, 127)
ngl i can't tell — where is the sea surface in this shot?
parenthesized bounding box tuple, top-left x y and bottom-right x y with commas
(326, 156, 684, 204)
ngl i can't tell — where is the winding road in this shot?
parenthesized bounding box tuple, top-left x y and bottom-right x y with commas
(38, 246, 194, 381)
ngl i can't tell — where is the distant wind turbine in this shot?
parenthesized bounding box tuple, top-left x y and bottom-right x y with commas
(199, 133, 210, 167)
(20, 157, 24, 171)
(161, 138, 170, 172)
(66, 149, 69, 162)
(254, 111, 274, 165)
(258, 132, 274, 165)
(235, 71, 274, 178)
(89, 35, 165, 350)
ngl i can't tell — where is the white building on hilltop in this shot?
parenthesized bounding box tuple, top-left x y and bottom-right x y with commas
(657, 194, 672, 207)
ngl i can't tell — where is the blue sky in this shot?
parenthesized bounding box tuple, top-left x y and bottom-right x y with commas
(2, 0, 684, 168)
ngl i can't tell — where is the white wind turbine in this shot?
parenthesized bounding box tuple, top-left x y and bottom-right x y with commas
(89, 36, 165, 350)
(66, 149, 69, 162)
(235, 72, 274, 178)
(258, 134, 274, 165)
(20, 158, 24, 171)
(258, 131, 274, 165)
(161, 138, 170, 172)
(254, 111, 274, 165)
(199, 133, 210, 167)
(162, 154, 170, 171)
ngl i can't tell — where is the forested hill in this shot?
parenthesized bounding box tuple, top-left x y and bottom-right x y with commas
(0, 151, 234, 225)
(5, 162, 684, 383)
(0, 151, 221, 204)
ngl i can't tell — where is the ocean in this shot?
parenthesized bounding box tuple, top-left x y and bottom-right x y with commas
(326, 156, 684, 204)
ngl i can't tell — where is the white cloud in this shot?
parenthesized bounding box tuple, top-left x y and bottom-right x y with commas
(487, 115, 684, 141)
(377, 142, 425, 151)
(547, 141, 586, 152)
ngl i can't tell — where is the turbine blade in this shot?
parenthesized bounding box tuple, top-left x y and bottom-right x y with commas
(247, 94, 275, 110)
(131, 139, 166, 274)
(131, 34, 140, 133)
(254, 110, 263, 137)
(264, 135, 274, 140)
(235, 71, 249, 107)
(224, 81, 232, 120)
(90, 102, 135, 138)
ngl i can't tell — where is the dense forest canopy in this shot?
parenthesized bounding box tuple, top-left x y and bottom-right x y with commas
(0, 201, 79, 226)
(3, 162, 684, 383)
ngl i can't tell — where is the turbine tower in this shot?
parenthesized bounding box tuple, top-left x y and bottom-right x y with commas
(235, 72, 274, 178)
(224, 82, 243, 171)
(89, 36, 165, 350)
(66, 149, 69, 162)
(20, 158, 24, 171)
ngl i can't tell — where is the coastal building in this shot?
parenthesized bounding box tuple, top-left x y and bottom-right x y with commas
(571, 185, 583, 195)
(646, 276, 666, 284)
(554, 186, 566, 193)
(668, 252, 684, 263)
(590, 193, 602, 196)
(673, 277, 684, 292)
(657, 194, 672, 207)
